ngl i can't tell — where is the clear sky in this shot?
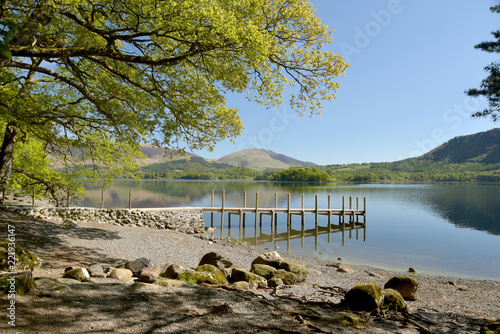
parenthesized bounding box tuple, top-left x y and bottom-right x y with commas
(193, 0, 499, 165)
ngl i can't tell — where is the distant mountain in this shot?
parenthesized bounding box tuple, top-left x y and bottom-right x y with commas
(218, 148, 317, 170)
(138, 145, 198, 165)
(421, 128, 500, 164)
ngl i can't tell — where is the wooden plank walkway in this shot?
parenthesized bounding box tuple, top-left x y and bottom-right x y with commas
(203, 190, 367, 252)
(204, 190, 366, 225)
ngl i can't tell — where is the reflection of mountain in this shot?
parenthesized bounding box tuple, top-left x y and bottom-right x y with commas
(422, 185, 500, 236)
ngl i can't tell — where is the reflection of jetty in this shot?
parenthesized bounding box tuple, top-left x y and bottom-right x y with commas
(203, 190, 367, 253)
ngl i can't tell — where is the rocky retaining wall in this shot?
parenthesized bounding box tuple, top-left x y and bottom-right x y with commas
(2, 206, 205, 234)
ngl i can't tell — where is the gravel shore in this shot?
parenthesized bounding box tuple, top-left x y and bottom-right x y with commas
(1, 210, 499, 333)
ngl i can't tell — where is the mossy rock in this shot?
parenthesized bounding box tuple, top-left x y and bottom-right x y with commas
(268, 277, 283, 288)
(334, 313, 367, 328)
(384, 276, 418, 301)
(279, 261, 308, 283)
(177, 265, 228, 286)
(343, 283, 384, 312)
(0, 272, 36, 296)
(481, 319, 500, 334)
(156, 278, 188, 287)
(251, 264, 276, 280)
(272, 269, 297, 285)
(231, 268, 268, 289)
(381, 288, 408, 313)
(0, 238, 43, 271)
(232, 281, 250, 290)
(62, 268, 90, 282)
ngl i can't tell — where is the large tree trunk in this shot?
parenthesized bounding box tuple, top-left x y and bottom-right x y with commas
(0, 122, 18, 194)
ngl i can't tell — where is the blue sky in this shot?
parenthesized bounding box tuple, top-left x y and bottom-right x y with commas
(193, 0, 499, 165)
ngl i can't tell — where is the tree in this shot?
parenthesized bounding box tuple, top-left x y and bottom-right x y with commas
(0, 0, 348, 197)
(467, 4, 500, 121)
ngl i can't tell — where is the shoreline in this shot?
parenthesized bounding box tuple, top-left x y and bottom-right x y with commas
(1, 209, 499, 333)
(3, 197, 499, 283)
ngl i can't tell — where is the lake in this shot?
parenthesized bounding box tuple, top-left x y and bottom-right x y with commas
(80, 180, 500, 281)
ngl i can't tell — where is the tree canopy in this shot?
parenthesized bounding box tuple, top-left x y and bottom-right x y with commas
(467, 4, 500, 121)
(0, 0, 348, 203)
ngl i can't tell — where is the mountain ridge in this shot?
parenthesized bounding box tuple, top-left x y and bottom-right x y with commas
(420, 128, 500, 164)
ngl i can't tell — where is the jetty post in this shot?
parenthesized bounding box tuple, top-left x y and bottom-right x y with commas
(220, 189, 225, 238)
(254, 192, 259, 248)
(364, 197, 367, 242)
(327, 195, 332, 243)
(349, 196, 353, 239)
(315, 194, 319, 252)
(341, 196, 345, 246)
(210, 189, 214, 227)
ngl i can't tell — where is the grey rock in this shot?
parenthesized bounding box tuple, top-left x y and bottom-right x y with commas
(251, 251, 283, 269)
(125, 258, 151, 274)
(161, 263, 184, 279)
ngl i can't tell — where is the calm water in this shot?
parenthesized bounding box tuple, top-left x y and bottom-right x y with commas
(81, 180, 500, 281)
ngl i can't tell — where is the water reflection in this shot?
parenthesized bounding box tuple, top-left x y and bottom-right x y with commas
(81, 180, 500, 236)
(206, 210, 366, 255)
(422, 184, 500, 235)
(80, 180, 500, 279)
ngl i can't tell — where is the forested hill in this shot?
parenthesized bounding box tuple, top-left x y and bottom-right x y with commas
(136, 129, 500, 182)
(421, 128, 500, 164)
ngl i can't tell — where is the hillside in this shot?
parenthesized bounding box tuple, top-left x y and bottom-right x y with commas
(140, 156, 233, 174)
(218, 149, 317, 170)
(319, 128, 500, 182)
(421, 128, 500, 164)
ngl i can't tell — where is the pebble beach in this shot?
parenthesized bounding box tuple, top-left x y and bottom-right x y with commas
(0, 209, 499, 333)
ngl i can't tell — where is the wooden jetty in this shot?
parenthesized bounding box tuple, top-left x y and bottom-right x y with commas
(203, 190, 367, 253)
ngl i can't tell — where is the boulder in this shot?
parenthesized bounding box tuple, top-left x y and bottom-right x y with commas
(124, 258, 152, 275)
(279, 261, 308, 283)
(231, 268, 268, 289)
(0, 271, 36, 296)
(57, 278, 82, 285)
(177, 265, 228, 285)
(161, 263, 184, 279)
(110, 268, 134, 280)
(343, 283, 384, 312)
(34, 278, 58, 290)
(138, 265, 161, 283)
(273, 269, 297, 285)
(481, 319, 500, 334)
(0, 238, 43, 271)
(384, 276, 419, 301)
(156, 278, 188, 288)
(232, 281, 250, 290)
(250, 264, 276, 280)
(198, 252, 233, 278)
(381, 288, 408, 312)
(62, 268, 90, 282)
(88, 264, 106, 278)
(251, 251, 283, 269)
(267, 277, 284, 288)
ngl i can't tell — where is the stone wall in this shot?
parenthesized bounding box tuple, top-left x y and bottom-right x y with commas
(3, 206, 205, 234)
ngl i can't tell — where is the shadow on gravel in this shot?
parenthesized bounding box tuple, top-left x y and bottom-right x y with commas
(0, 210, 123, 268)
